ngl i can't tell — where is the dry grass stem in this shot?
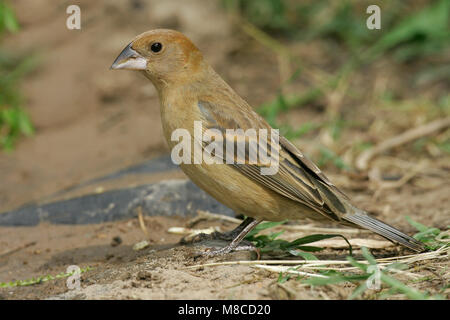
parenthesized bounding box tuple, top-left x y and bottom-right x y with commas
(356, 117, 450, 170)
(137, 207, 148, 237)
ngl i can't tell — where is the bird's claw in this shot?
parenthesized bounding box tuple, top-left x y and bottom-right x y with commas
(200, 244, 261, 259)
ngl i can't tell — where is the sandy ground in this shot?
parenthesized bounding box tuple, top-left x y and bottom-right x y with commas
(1, 184, 448, 300)
(1, 1, 448, 300)
(0, 216, 275, 300)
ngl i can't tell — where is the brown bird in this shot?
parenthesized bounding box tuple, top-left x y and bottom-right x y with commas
(111, 29, 425, 255)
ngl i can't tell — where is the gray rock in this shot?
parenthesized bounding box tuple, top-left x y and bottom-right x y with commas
(0, 179, 235, 226)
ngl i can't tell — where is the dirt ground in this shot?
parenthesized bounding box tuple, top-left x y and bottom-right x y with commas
(0, 0, 278, 212)
(1, 183, 448, 300)
(1, 216, 271, 300)
(0, 1, 449, 300)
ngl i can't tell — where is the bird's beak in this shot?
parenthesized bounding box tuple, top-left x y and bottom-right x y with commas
(110, 43, 147, 70)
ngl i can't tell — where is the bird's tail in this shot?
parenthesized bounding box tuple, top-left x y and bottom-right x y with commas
(343, 211, 425, 252)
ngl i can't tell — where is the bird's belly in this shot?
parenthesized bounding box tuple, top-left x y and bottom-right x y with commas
(179, 162, 321, 222)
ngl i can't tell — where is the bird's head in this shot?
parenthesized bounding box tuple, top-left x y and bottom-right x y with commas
(111, 29, 205, 88)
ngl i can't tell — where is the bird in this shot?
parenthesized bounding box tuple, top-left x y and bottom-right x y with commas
(111, 29, 425, 255)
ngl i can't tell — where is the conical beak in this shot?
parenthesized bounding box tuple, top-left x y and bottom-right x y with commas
(110, 43, 147, 70)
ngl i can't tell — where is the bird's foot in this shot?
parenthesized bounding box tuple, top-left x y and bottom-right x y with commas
(186, 217, 263, 259)
(181, 230, 240, 245)
(182, 217, 259, 245)
(201, 241, 260, 259)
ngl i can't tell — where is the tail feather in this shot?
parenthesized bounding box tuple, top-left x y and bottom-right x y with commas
(343, 212, 425, 252)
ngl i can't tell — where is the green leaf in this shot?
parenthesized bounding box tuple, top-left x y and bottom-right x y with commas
(288, 250, 318, 260)
(303, 273, 368, 286)
(346, 256, 368, 272)
(268, 230, 285, 240)
(3, 4, 19, 32)
(361, 247, 377, 265)
(282, 234, 333, 247)
(282, 233, 352, 255)
(405, 216, 429, 232)
(371, 0, 450, 61)
(348, 282, 368, 300)
(245, 220, 287, 238)
(277, 272, 291, 283)
(296, 245, 324, 252)
(379, 273, 429, 300)
(0, 266, 93, 288)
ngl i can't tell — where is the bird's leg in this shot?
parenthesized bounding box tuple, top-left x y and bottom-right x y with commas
(202, 218, 263, 257)
(184, 216, 256, 244)
(213, 216, 257, 241)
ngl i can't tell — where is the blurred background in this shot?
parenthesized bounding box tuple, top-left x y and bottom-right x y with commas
(0, 0, 449, 229)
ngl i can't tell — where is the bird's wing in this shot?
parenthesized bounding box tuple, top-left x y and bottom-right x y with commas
(197, 100, 349, 221)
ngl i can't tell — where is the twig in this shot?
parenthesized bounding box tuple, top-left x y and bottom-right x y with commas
(137, 207, 148, 237)
(239, 19, 330, 89)
(258, 265, 328, 279)
(281, 225, 370, 234)
(185, 246, 448, 270)
(187, 210, 243, 227)
(282, 238, 394, 249)
(239, 20, 291, 86)
(168, 226, 221, 241)
(356, 117, 450, 170)
(189, 211, 369, 235)
(254, 262, 421, 280)
(0, 241, 37, 258)
(370, 161, 426, 193)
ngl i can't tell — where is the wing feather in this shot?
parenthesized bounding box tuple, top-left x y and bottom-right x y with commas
(197, 100, 347, 221)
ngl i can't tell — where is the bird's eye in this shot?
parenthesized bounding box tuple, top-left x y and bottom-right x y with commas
(150, 42, 163, 53)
